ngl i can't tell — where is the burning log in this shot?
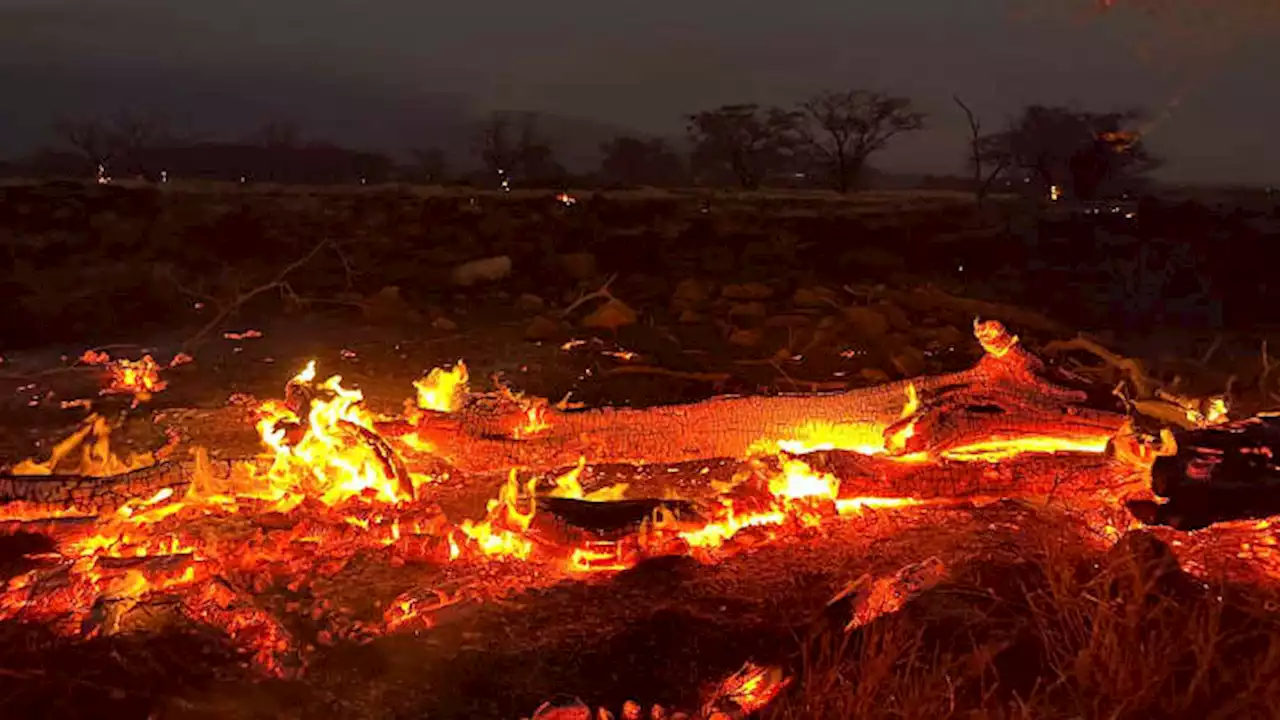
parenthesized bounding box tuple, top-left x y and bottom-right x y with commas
(0, 461, 199, 510)
(1146, 413, 1280, 529)
(0, 456, 250, 512)
(401, 321, 1127, 475)
(801, 449, 1133, 501)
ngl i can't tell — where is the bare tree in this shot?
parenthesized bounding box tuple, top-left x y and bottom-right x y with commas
(686, 104, 801, 190)
(53, 118, 114, 169)
(472, 111, 562, 186)
(796, 90, 925, 193)
(53, 110, 170, 176)
(952, 96, 1009, 207)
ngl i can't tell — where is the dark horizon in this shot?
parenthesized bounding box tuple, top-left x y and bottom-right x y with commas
(1, 1, 1278, 185)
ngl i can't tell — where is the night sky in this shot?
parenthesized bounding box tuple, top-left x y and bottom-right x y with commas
(1, 0, 1276, 184)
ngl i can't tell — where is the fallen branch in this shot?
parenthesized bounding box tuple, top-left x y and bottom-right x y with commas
(1042, 335, 1157, 398)
(600, 365, 733, 384)
(399, 322, 1127, 474)
(559, 273, 619, 318)
(176, 240, 341, 352)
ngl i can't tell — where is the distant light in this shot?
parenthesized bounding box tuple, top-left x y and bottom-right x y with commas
(1049, 185, 1062, 202)
(160, 170, 168, 184)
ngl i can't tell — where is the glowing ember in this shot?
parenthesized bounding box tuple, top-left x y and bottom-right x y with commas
(974, 318, 1019, 357)
(704, 662, 792, 716)
(413, 361, 469, 413)
(77, 351, 191, 404)
(6, 414, 155, 477)
(257, 361, 415, 505)
(454, 470, 538, 560)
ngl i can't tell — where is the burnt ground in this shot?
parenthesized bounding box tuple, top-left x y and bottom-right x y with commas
(2, 184, 1280, 718)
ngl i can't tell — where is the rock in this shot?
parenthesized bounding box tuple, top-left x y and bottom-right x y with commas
(860, 368, 891, 383)
(671, 278, 711, 312)
(721, 282, 774, 300)
(886, 332, 914, 351)
(581, 299, 637, 330)
(935, 324, 967, 346)
(362, 286, 420, 323)
(451, 255, 512, 287)
(843, 306, 890, 340)
(559, 252, 597, 280)
(728, 328, 763, 347)
(728, 301, 768, 319)
(890, 346, 927, 377)
(876, 302, 911, 331)
(840, 245, 906, 271)
(516, 293, 546, 314)
(916, 324, 967, 348)
(764, 314, 812, 329)
(677, 309, 704, 324)
(431, 316, 459, 332)
(700, 246, 735, 275)
(524, 315, 564, 341)
(792, 286, 836, 308)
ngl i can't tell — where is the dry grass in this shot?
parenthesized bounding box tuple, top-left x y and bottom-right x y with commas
(767, 529, 1280, 720)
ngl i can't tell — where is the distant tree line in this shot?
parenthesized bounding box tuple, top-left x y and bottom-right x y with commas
(0, 91, 1161, 200)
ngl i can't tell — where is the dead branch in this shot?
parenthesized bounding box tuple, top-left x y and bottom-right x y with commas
(600, 365, 732, 383)
(1041, 335, 1157, 398)
(559, 274, 619, 318)
(178, 240, 338, 352)
(1259, 340, 1274, 396)
(1195, 335, 1223, 367)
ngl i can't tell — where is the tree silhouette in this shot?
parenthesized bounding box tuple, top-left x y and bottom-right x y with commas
(686, 104, 802, 190)
(52, 110, 170, 175)
(472, 111, 563, 187)
(952, 95, 1008, 206)
(598, 136, 684, 187)
(981, 105, 1161, 201)
(796, 90, 924, 193)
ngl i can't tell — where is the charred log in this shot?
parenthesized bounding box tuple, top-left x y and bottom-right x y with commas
(536, 497, 701, 537)
(400, 326, 1127, 475)
(0, 458, 237, 511)
(799, 450, 1133, 500)
(1147, 414, 1280, 530)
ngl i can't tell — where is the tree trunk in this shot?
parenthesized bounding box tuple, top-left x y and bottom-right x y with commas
(395, 331, 1124, 475)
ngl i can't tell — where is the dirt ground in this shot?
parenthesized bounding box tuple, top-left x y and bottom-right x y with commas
(3, 184, 1280, 719)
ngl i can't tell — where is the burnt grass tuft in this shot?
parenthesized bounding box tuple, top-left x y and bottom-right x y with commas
(770, 530, 1280, 720)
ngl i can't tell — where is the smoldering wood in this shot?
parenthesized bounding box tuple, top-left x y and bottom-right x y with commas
(536, 497, 702, 537)
(1148, 413, 1280, 530)
(397, 340, 1127, 475)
